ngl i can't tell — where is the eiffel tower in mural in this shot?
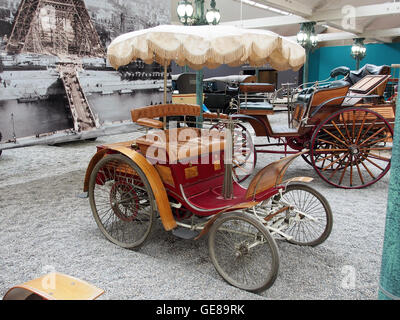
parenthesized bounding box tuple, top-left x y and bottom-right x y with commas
(6, 0, 104, 57)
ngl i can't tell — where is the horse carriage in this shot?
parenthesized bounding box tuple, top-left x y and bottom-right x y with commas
(227, 63, 396, 189)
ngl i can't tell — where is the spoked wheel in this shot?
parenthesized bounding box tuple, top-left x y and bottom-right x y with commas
(89, 153, 156, 249)
(266, 184, 333, 246)
(300, 136, 335, 169)
(210, 121, 257, 183)
(208, 212, 279, 293)
(310, 107, 393, 189)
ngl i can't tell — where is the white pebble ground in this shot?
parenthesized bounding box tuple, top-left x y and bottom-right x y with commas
(0, 129, 390, 300)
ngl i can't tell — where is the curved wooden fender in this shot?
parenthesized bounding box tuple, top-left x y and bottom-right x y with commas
(3, 273, 104, 300)
(83, 146, 177, 231)
(245, 150, 309, 200)
(83, 148, 109, 193)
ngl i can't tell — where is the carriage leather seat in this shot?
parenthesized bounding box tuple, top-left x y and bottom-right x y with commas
(297, 80, 351, 105)
(297, 64, 391, 106)
(238, 83, 275, 111)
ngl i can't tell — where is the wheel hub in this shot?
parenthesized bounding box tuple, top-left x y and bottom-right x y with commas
(109, 181, 139, 222)
(349, 144, 360, 156)
(235, 242, 249, 258)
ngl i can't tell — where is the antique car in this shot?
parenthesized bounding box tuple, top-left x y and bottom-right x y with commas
(172, 73, 257, 114)
(82, 23, 335, 293)
(228, 63, 396, 189)
(82, 103, 333, 293)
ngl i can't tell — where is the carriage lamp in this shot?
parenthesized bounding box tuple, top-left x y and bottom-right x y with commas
(351, 38, 367, 70)
(177, 0, 194, 25)
(177, 0, 221, 26)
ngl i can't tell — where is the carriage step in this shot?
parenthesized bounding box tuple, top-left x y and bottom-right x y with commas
(172, 227, 200, 240)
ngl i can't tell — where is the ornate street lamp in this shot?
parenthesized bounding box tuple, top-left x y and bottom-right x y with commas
(297, 22, 318, 50)
(177, 0, 194, 25)
(206, 0, 221, 25)
(177, 0, 221, 26)
(351, 38, 367, 70)
(297, 22, 318, 86)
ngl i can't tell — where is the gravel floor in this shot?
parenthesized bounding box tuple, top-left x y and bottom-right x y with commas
(0, 128, 390, 300)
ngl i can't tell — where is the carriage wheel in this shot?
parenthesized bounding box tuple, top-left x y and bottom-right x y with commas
(89, 153, 157, 249)
(208, 212, 279, 293)
(310, 107, 393, 189)
(211, 122, 257, 183)
(271, 184, 333, 246)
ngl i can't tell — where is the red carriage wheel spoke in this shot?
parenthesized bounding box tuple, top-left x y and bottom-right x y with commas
(340, 112, 353, 143)
(349, 157, 354, 187)
(314, 148, 348, 153)
(362, 156, 385, 171)
(322, 152, 349, 172)
(322, 128, 349, 147)
(360, 157, 376, 179)
(331, 120, 351, 145)
(358, 126, 387, 147)
(351, 110, 356, 142)
(355, 161, 365, 185)
(366, 153, 391, 162)
(357, 118, 378, 143)
(355, 111, 368, 144)
(362, 146, 392, 151)
(328, 154, 349, 181)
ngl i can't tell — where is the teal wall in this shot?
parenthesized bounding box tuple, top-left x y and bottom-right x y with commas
(309, 42, 400, 82)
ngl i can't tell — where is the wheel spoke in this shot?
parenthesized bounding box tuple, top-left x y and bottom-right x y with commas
(362, 155, 385, 171)
(322, 128, 348, 147)
(337, 155, 351, 185)
(355, 162, 365, 185)
(331, 120, 351, 145)
(358, 126, 387, 147)
(322, 152, 349, 172)
(355, 111, 368, 144)
(340, 112, 353, 143)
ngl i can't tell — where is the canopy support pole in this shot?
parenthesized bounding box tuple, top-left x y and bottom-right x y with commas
(163, 63, 168, 129)
(222, 118, 234, 199)
(196, 69, 204, 128)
